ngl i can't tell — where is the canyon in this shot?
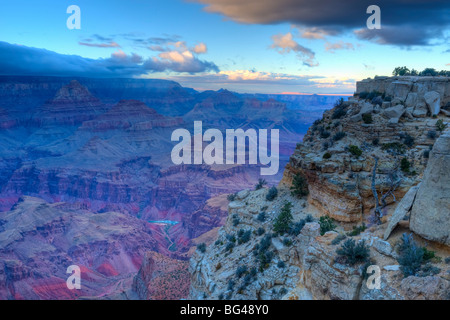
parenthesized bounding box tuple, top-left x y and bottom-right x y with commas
(0, 76, 342, 299)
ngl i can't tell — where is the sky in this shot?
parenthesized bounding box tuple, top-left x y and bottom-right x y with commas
(0, 0, 449, 94)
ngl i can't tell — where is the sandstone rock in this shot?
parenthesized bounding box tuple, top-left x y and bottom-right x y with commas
(412, 102, 428, 118)
(373, 238, 394, 257)
(384, 184, 420, 240)
(236, 189, 250, 200)
(382, 105, 405, 120)
(405, 92, 418, 108)
(424, 91, 441, 116)
(383, 265, 400, 271)
(400, 276, 450, 300)
(360, 102, 374, 115)
(386, 81, 412, 101)
(410, 130, 450, 246)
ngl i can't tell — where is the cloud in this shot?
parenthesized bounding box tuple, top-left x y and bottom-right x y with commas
(325, 41, 355, 53)
(446, 63, 450, 66)
(194, 0, 450, 46)
(79, 41, 121, 48)
(0, 41, 219, 77)
(354, 26, 439, 46)
(270, 32, 318, 67)
(166, 70, 355, 93)
(193, 43, 208, 54)
(297, 27, 340, 39)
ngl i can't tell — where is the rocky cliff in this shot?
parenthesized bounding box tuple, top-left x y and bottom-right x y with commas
(189, 76, 450, 300)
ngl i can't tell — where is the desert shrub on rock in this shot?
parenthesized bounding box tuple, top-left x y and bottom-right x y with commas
(266, 186, 278, 201)
(319, 216, 336, 235)
(273, 201, 293, 235)
(336, 239, 370, 266)
(291, 173, 309, 197)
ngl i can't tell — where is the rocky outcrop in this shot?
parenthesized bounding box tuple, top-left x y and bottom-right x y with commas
(188, 186, 450, 300)
(33, 80, 109, 126)
(410, 130, 450, 245)
(189, 76, 450, 301)
(282, 76, 449, 222)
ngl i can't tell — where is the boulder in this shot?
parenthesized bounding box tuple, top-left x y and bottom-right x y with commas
(384, 184, 420, 240)
(382, 105, 405, 120)
(424, 91, 441, 116)
(412, 102, 428, 118)
(405, 93, 418, 108)
(410, 130, 450, 246)
(360, 102, 374, 115)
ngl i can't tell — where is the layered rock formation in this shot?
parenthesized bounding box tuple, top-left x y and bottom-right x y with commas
(282, 76, 449, 222)
(189, 76, 450, 300)
(410, 130, 450, 245)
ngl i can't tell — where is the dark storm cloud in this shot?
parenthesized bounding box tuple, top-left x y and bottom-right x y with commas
(0, 42, 219, 77)
(194, 0, 450, 46)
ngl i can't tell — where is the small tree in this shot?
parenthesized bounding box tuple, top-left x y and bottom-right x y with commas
(273, 202, 293, 235)
(319, 216, 336, 236)
(290, 173, 309, 197)
(436, 119, 447, 132)
(336, 239, 370, 266)
(266, 186, 278, 201)
(392, 66, 410, 76)
(255, 178, 267, 190)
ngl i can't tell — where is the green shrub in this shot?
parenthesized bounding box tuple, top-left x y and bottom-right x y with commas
(397, 234, 423, 277)
(197, 243, 206, 253)
(348, 145, 362, 157)
(256, 227, 265, 236)
(323, 152, 332, 160)
(290, 173, 309, 197)
(282, 238, 293, 246)
(227, 193, 237, 201)
(289, 220, 306, 236)
(423, 150, 430, 159)
(273, 202, 293, 235)
(255, 178, 267, 190)
(332, 98, 347, 119)
(336, 239, 370, 266)
(347, 223, 367, 237)
(331, 234, 346, 245)
(319, 216, 336, 236)
(232, 214, 240, 226)
(257, 211, 266, 222)
(305, 214, 314, 223)
(225, 242, 235, 252)
(235, 265, 248, 278)
(436, 119, 447, 132)
(237, 229, 252, 245)
(402, 134, 415, 148)
(362, 113, 373, 124)
(372, 138, 379, 146)
(400, 158, 411, 173)
(381, 142, 406, 154)
(266, 186, 278, 201)
(320, 130, 331, 139)
(427, 130, 437, 139)
(422, 247, 437, 262)
(277, 261, 286, 268)
(359, 91, 369, 99)
(332, 131, 346, 141)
